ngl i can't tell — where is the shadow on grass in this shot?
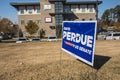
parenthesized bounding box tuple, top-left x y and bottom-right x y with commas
(77, 54, 111, 70)
(93, 54, 111, 70)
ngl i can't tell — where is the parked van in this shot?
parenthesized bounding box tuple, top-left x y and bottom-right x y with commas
(105, 32, 120, 40)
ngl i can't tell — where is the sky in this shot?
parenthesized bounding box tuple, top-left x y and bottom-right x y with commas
(0, 0, 120, 24)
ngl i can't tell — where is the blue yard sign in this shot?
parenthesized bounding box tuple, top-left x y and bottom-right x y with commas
(61, 21, 97, 66)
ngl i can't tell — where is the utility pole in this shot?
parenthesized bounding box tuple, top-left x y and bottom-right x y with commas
(96, 0, 98, 40)
(96, 0, 98, 21)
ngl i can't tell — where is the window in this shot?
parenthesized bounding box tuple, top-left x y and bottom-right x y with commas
(37, 20, 41, 24)
(71, 8, 76, 12)
(55, 14, 63, 24)
(64, 6, 71, 13)
(20, 9, 24, 14)
(89, 8, 93, 12)
(81, 5, 86, 13)
(55, 2, 63, 24)
(113, 33, 120, 36)
(108, 34, 112, 36)
(19, 6, 25, 14)
(21, 20, 25, 25)
(55, 2, 63, 13)
(71, 5, 78, 13)
(27, 6, 33, 14)
(50, 26, 55, 29)
(37, 9, 40, 13)
(28, 9, 32, 14)
(82, 7, 85, 12)
(28, 20, 33, 23)
(35, 6, 40, 14)
(88, 5, 94, 13)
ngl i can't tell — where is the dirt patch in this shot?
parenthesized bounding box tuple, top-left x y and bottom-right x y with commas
(0, 41, 120, 80)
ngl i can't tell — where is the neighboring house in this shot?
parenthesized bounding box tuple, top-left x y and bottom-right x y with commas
(10, 0, 102, 37)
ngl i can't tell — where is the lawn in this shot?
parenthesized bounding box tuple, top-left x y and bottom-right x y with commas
(0, 40, 120, 80)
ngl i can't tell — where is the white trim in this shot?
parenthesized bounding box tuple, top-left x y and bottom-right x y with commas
(92, 21, 97, 66)
(18, 6, 41, 15)
(44, 5, 51, 10)
(45, 17, 52, 23)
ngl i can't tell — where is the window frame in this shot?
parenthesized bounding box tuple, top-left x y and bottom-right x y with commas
(19, 6, 25, 14)
(71, 5, 78, 13)
(21, 20, 25, 25)
(27, 6, 34, 14)
(37, 20, 41, 24)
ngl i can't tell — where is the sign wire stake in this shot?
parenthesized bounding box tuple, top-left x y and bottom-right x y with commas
(60, 48, 62, 80)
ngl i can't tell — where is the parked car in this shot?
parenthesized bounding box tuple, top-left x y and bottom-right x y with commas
(16, 38, 29, 43)
(0, 35, 3, 41)
(32, 38, 41, 42)
(47, 36, 57, 41)
(105, 32, 120, 40)
(2, 34, 12, 40)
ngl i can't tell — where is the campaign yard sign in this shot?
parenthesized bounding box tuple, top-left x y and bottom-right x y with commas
(62, 21, 97, 66)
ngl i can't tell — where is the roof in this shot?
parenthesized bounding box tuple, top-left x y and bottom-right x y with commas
(10, 1, 102, 8)
(10, 2, 40, 8)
